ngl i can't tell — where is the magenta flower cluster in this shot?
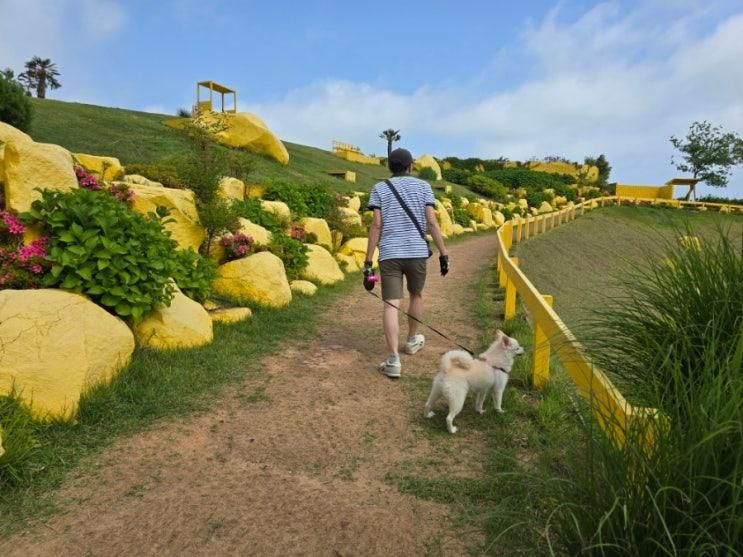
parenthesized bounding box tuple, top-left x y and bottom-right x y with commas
(220, 232, 255, 261)
(0, 211, 50, 289)
(109, 182, 135, 205)
(75, 165, 103, 191)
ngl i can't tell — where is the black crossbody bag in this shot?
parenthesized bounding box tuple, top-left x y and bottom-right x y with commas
(384, 179, 433, 258)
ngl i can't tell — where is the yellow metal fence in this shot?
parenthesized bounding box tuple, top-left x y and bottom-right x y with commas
(495, 195, 743, 450)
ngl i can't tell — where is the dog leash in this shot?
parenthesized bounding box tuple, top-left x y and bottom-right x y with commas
(366, 290, 477, 356)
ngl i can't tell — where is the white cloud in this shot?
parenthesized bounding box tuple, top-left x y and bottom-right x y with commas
(245, 3, 743, 196)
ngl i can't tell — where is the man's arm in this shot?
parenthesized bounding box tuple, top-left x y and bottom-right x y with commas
(425, 205, 448, 256)
(365, 208, 382, 263)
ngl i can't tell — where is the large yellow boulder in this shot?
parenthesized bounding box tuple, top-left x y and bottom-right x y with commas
(0, 123, 32, 180)
(129, 185, 205, 251)
(337, 206, 362, 227)
(339, 238, 378, 267)
(467, 203, 495, 228)
(0, 290, 134, 420)
(213, 251, 292, 307)
(133, 285, 213, 350)
(493, 211, 506, 227)
(210, 112, 289, 165)
(435, 200, 454, 237)
(414, 154, 443, 181)
(451, 224, 465, 235)
(347, 196, 361, 212)
(301, 244, 344, 285)
(335, 253, 360, 272)
(261, 200, 291, 221)
(218, 177, 245, 202)
(237, 217, 272, 246)
(553, 195, 568, 207)
(299, 217, 332, 248)
(75, 153, 123, 181)
(290, 280, 318, 296)
(2, 139, 77, 214)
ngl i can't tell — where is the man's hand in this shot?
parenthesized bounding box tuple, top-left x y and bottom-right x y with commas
(439, 255, 449, 277)
(363, 261, 376, 290)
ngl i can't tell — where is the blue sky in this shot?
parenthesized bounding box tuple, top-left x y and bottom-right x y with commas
(2, 0, 742, 197)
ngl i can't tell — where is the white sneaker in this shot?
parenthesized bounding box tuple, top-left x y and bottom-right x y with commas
(404, 334, 426, 355)
(378, 359, 401, 378)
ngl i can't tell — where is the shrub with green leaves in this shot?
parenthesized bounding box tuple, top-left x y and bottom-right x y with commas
(525, 189, 550, 208)
(418, 166, 438, 181)
(232, 198, 281, 231)
(452, 208, 471, 227)
(487, 168, 574, 190)
(171, 248, 217, 303)
(262, 179, 309, 216)
(266, 233, 308, 280)
(0, 74, 32, 132)
(466, 174, 508, 201)
(441, 168, 470, 185)
(22, 188, 177, 321)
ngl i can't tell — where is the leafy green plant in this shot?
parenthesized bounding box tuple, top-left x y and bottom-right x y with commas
(22, 188, 177, 321)
(232, 198, 281, 231)
(266, 233, 308, 280)
(525, 189, 550, 208)
(452, 208, 471, 227)
(487, 168, 574, 190)
(418, 166, 438, 181)
(0, 73, 33, 132)
(171, 248, 217, 303)
(441, 168, 470, 185)
(262, 179, 308, 216)
(0, 392, 39, 488)
(198, 199, 239, 257)
(466, 174, 507, 201)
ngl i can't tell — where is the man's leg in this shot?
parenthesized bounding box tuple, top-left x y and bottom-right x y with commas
(407, 293, 423, 338)
(403, 258, 428, 355)
(383, 298, 401, 356)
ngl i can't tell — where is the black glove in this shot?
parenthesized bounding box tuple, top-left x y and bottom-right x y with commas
(439, 255, 449, 277)
(363, 261, 375, 291)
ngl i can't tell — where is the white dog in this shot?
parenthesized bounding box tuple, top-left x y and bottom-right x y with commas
(424, 330, 524, 433)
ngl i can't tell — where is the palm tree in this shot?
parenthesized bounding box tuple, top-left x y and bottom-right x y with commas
(19, 57, 61, 99)
(379, 129, 401, 158)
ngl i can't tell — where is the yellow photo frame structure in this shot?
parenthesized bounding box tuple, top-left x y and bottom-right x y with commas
(194, 81, 237, 115)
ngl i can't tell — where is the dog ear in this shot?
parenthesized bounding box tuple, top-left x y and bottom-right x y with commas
(501, 334, 512, 347)
(495, 329, 503, 338)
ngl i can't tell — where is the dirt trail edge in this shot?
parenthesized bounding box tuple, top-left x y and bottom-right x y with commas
(2, 234, 498, 557)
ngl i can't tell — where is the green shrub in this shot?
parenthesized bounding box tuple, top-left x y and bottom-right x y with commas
(487, 168, 574, 190)
(0, 74, 32, 132)
(263, 179, 309, 216)
(22, 188, 177, 321)
(583, 188, 602, 200)
(525, 189, 550, 208)
(452, 208, 471, 227)
(232, 198, 281, 231)
(302, 184, 337, 220)
(441, 168, 470, 185)
(171, 248, 217, 303)
(197, 199, 239, 257)
(466, 174, 508, 201)
(124, 163, 181, 188)
(266, 233, 308, 280)
(549, 227, 743, 555)
(500, 207, 514, 221)
(448, 192, 463, 209)
(0, 392, 39, 488)
(418, 166, 438, 181)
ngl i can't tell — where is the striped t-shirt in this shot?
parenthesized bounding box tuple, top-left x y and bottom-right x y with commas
(368, 175, 436, 261)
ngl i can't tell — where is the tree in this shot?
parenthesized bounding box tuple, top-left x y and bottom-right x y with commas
(670, 121, 743, 200)
(584, 154, 612, 188)
(19, 57, 61, 99)
(379, 128, 401, 158)
(0, 72, 33, 131)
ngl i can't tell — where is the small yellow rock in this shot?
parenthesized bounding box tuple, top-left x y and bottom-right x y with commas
(213, 251, 292, 307)
(218, 177, 245, 202)
(209, 307, 252, 324)
(261, 200, 291, 221)
(337, 206, 362, 227)
(202, 299, 219, 311)
(124, 174, 163, 187)
(290, 280, 318, 296)
(301, 244, 345, 285)
(75, 153, 124, 181)
(299, 217, 332, 248)
(347, 196, 361, 212)
(237, 217, 272, 246)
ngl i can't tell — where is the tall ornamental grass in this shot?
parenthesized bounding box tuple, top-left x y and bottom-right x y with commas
(547, 226, 743, 556)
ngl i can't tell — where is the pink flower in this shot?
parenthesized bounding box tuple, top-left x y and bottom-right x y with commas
(1, 211, 25, 235)
(30, 263, 43, 274)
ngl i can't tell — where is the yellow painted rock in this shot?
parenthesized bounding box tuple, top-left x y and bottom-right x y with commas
(339, 238, 378, 267)
(462, 227, 475, 233)
(518, 199, 529, 210)
(460, 197, 469, 207)
(299, 217, 332, 248)
(213, 251, 292, 307)
(435, 201, 454, 237)
(133, 285, 213, 350)
(211, 112, 289, 164)
(301, 244, 345, 285)
(0, 289, 134, 420)
(3, 139, 78, 214)
(553, 195, 568, 207)
(0, 122, 32, 145)
(218, 177, 245, 202)
(130, 185, 205, 251)
(493, 211, 506, 227)
(237, 217, 272, 246)
(414, 154, 443, 180)
(202, 299, 220, 311)
(539, 201, 554, 213)
(337, 206, 362, 227)
(290, 280, 318, 296)
(261, 200, 291, 221)
(75, 153, 123, 181)
(209, 307, 252, 324)
(451, 224, 465, 235)
(335, 253, 360, 272)
(469, 219, 478, 231)
(347, 196, 361, 212)
(543, 188, 555, 199)
(245, 184, 265, 198)
(124, 174, 163, 187)
(467, 203, 495, 228)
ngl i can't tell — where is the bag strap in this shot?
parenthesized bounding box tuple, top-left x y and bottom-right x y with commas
(384, 179, 427, 241)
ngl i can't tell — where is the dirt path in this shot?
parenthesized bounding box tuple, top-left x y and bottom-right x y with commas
(2, 234, 498, 557)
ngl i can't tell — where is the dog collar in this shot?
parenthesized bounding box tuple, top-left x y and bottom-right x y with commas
(478, 356, 509, 374)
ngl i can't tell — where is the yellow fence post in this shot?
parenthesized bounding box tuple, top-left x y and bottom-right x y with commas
(498, 251, 507, 288)
(532, 295, 553, 389)
(504, 257, 518, 320)
(524, 216, 530, 240)
(516, 217, 523, 242)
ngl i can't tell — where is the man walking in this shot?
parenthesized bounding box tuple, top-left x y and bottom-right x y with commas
(364, 148, 449, 378)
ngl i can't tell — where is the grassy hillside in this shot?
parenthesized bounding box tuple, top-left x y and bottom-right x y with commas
(27, 99, 467, 195)
(514, 205, 743, 328)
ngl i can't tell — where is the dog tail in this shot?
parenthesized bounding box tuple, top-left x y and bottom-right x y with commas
(440, 350, 474, 374)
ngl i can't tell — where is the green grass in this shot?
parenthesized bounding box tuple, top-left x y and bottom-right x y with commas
(27, 98, 470, 195)
(0, 275, 358, 534)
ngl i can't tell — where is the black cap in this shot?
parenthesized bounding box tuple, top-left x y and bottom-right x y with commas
(388, 148, 413, 169)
